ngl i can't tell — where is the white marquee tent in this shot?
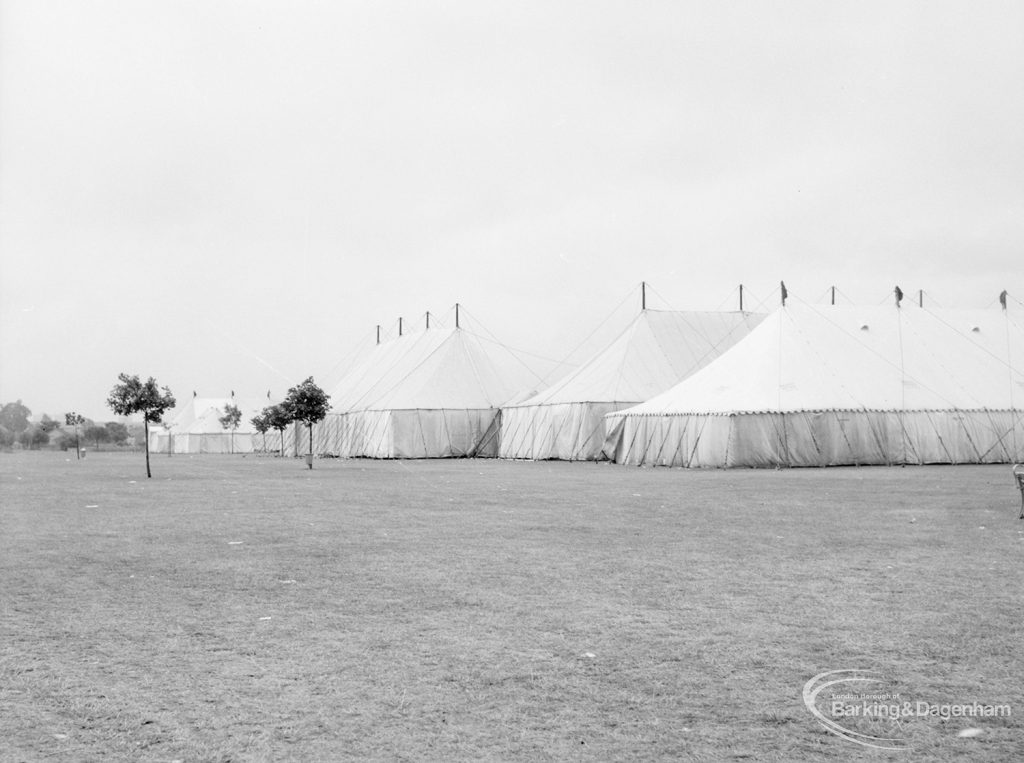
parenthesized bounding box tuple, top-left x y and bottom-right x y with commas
(150, 395, 264, 454)
(605, 303, 1024, 468)
(499, 309, 766, 460)
(313, 323, 537, 458)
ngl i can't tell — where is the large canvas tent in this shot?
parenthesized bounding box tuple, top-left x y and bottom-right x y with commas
(150, 395, 263, 454)
(605, 304, 1024, 468)
(313, 323, 535, 458)
(499, 309, 766, 460)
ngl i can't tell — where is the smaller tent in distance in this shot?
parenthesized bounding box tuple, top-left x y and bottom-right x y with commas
(605, 301, 1024, 468)
(150, 394, 264, 454)
(499, 305, 766, 461)
(314, 307, 541, 458)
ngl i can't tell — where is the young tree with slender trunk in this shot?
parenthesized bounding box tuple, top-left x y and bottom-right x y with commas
(218, 403, 242, 454)
(264, 404, 292, 458)
(282, 377, 330, 469)
(106, 374, 176, 478)
(64, 412, 86, 459)
(250, 411, 271, 453)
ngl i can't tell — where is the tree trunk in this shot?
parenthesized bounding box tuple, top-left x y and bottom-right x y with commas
(144, 419, 151, 478)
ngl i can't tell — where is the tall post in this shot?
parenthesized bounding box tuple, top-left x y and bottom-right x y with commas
(918, 290, 923, 307)
(455, 303, 460, 329)
(376, 325, 380, 345)
(641, 281, 646, 311)
(831, 286, 835, 306)
(398, 317, 403, 336)
(144, 418, 151, 479)
(426, 311, 431, 329)
(739, 284, 743, 312)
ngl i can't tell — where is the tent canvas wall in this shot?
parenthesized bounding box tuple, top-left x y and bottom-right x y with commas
(499, 309, 765, 460)
(150, 396, 262, 454)
(605, 304, 1024, 468)
(313, 325, 535, 458)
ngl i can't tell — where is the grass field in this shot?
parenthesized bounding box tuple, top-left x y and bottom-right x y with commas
(1, 452, 1021, 761)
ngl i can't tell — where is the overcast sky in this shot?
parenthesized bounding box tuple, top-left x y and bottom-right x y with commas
(1, 1, 1021, 420)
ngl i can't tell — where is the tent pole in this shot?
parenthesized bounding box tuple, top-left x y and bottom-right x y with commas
(399, 317, 403, 336)
(376, 325, 380, 345)
(426, 311, 430, 329)
(918, 290, 923, 307)
(831, 286, 835, 305)
(456, 303, 460, 329)
(739, 284, 743, 311)
(641, 281, 646, 311)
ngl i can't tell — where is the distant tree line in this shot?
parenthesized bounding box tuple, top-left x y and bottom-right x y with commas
(0, 400, 136, 452)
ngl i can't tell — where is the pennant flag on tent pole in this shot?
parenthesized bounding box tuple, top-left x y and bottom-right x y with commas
(1000, 290, 1008, 310)
(780, 281, 788, 305)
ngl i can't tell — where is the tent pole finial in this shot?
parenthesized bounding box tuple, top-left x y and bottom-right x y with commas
(780, 281, 788, 306)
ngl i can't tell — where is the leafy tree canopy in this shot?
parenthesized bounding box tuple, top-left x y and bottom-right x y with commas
(85, 424, 111, 446)
(250, 412, 270, 434)
(0, 401, 31, 434)
(19, 427, 50, 449)
(282, 377, 330, 426)
(105, 421, 129, 445)
(219, 404, 242, 431)
(106, 374, 176, 423)
(65, 412, 86, 427)
(264, 403, 293, 432)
